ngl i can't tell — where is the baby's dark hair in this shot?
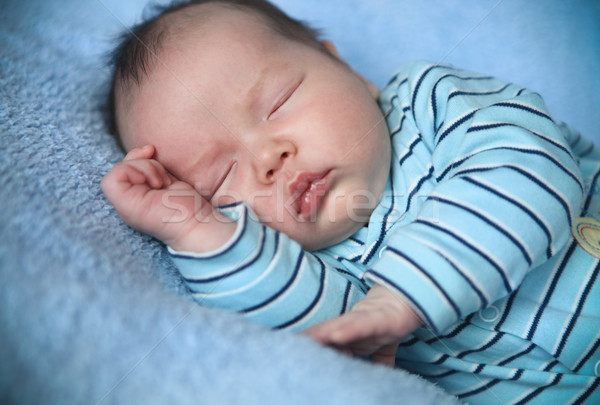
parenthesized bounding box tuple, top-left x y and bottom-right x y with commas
(106, 0, 324, 145)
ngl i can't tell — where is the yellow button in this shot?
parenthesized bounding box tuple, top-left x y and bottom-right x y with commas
(572, 217, 600, 259)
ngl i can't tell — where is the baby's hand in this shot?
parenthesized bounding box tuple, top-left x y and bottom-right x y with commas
(303, 283, 422, 367)
(101, 145, 235, 252)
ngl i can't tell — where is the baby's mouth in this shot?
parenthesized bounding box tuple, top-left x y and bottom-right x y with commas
(288, 170, 331, 221)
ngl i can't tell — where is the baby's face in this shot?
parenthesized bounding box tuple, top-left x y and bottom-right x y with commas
(116, 6, 391, 250)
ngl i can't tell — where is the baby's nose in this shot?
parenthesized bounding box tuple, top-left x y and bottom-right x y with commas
(254, 140, 295, 184)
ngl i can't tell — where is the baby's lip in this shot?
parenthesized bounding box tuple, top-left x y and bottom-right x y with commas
(288, 170, 331, 220)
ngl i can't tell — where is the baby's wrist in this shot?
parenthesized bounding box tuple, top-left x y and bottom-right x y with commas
(166, 211, 237, 253)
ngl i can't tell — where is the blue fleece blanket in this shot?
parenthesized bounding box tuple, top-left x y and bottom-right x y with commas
(0, 1, 598, 404)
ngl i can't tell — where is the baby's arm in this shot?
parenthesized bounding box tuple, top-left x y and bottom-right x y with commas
(103, 145, 369, 330)
(365, 63, 584, 334)
(101, 145, 236, 253)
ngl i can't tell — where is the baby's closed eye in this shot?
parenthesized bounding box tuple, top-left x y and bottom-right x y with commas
(267, 78, 302, 121)
(210, 161, 238, 205)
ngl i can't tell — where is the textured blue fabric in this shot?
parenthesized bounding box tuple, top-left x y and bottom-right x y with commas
(0, 0, 597, 404)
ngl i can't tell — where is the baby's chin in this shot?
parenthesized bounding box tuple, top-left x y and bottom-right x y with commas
(291, 219, 368, 252)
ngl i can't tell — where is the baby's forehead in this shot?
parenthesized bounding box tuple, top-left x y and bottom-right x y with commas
(115, 4, 274, 143)
(159, 2, 273, 43)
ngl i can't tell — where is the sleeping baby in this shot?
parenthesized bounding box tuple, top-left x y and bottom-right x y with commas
(101, 0, 600, 403)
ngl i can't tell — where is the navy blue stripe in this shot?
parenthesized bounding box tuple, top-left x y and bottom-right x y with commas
(348, 236, 364, 245)
(241, 250, 304, 313)
(514, 373, 563, 405)
(543, 360, 559, 372)
(411, 64, 440, 114)
(415, 219, 512, 293)
(456, 164, 573, 227)
(385, 72, 400, 86)
(363, 181, 397, 264)
(384, 94, 400, 118)
(385, 247, 462, 319)
(183, 226, 268, 283)
(466, 122, 575, 159)
(462, 176, 553, 258)
(436, 142, 580, 188)
(420, 369, 459, 379)
(435, 119, 445, 134)
(435, 78, 507, 127)
(574, 337, 600, 373)
(426, 321, 471, 344)
(432, 354, 450, 365)
(528, 161, 600, 341)
(398, 336, 419, 347)
(554, 260, 600, 358)
(215, 200, 243, 210)
(493, 101, 553, 122)
(404, 165, 434, 214)
(447, 83, 510, 101)
(433, 249, 488, 307)
(573, 377, 600, 405)
(340, 281, 353, 314)
(436, 110, 477, 145)
(494, 289, 516, 331)
(333, 267, 368, 293)
(384, 93, 410, 119)
(457, 378, 503, 399)
(426, 68, 492, 125)
(366, 270, 437, 333)
(274, 255, 326, 329)
(526, 241, 577, 340)
(390, 115, 406, 137)
(474, 146, 582, 192)
(429, 196, 532, 266)
(497, 344, 536, 367)
(457, 332, 504, 359)
(436, 158, 458, 182)
(399, 136, 421, 165)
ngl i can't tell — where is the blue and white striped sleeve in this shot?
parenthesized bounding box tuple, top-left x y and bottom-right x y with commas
(365, 61, 584, 334)
(168, 203, 366, 332)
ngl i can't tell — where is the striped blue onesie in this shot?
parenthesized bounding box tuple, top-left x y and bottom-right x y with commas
(169, 61, 600, 404)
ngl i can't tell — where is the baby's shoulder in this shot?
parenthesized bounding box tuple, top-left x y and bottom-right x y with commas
(386, 60, 487, 86)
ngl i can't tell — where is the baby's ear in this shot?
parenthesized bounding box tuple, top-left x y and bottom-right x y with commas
(321, 40, 340, 57)
(320, 40, 380, 99)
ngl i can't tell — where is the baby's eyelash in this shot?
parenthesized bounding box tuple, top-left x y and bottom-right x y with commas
(271, 89, 293, 115)
(210, 161, 236, 200)
(268, 79, 302, 119)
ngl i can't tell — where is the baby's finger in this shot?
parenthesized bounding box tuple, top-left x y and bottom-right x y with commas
(145, 159, 173, 188)
(164, 170, 181, 185)
(124, 144, 155, 161)
(303, 313, 364, 345)
(149, 159, 173, 187)
(122, 159, 170, 189)
(368, 343, 399, 368)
